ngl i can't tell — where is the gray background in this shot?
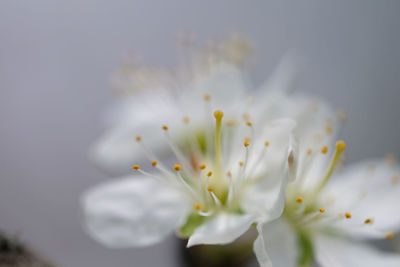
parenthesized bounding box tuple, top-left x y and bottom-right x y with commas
(0, 1, 399, 266)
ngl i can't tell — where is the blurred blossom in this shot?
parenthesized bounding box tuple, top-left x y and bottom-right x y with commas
(89, 34, 257, 174)
(82, 36, 337, 260)
(82, 34, 400, 267)
(255, 127, 400, 266)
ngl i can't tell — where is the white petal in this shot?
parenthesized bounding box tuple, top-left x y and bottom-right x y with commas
(191, 62, 248, 108)
(82, 176, 190, 247)
(187, 213, 256, 247)
(254, 219, 298, 267)
(315, 235, 400, 267)
(90, 92, 180, 174)
(320, 160, 400, 239)
(242, 120, 297, 221)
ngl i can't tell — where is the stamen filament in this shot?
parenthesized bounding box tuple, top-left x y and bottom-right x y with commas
(214, 110, 224, 177)
(314, 141, 346, 193)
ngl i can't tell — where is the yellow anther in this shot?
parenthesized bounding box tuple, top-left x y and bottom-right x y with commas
(183, 116, 190, 124)
(214, 110, 224, 120)
(336, 141, 346, 152)
(204, 94, 211, 101)
(315, 141, 346, 194)
(386, 232, 394, 240)
(227, 171, 232, 177)
(207, 186, 214, 192)
(246, 121, 252, 127)
(391, 175, 399, 185)
(345, 212, 352, 219)
(239, 161, 244, 167)
(194, 203, 202, 211)
(226, 120, 235, 126)
(244, 141, 250, 147)
(364, 218, 373, 224)
(199, 164, 206, 170)
(264, 141, 270, 147)
(162, 125, 169, 131)
(319, 208, 326, 213)
(307, 148, 313, 155)
(207, 171, 212, 177)
(132, 165, 140, 170)
(242, 112, 250, 121)
(152, 161, 158, 167)
(296, 197, 303, 203)
(174, 164, 182, 171)
(385, 153, 397, 167)
(325, 125, 333, 135)
(135, 135, 142, 142)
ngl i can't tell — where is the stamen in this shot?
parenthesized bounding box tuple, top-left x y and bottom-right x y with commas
(386, 232, 394, 240)
(314, 141, 346, 193)
(345, 212, 352, 219)
(319, 208, 326, 213)
(385, 153, 397, 167)
(151, 161, 158, 167)
(163, 129, 192, 170)
(264, 141, 270, 147)
(364, 218, 373, 224)
(391, 174, 399, 185)
(210, 191, 222, 206)
(207, 171, 213, 177)
(162, 125, 169, 131)
(182, 116, 190, 124)
(226, 120, 235, 127)
(194, 203, 202, 211)
(307, 148, 313, 155)
(174, 164, 182, 171)
(321, 146, 328, 154)
(135, 135, 142, 142)
(296, 197, 303, 203)
(325, 126, 333, 135)
(199, 164, 206, 170)
(239, 161, 244, 167)
(244, 140, 250, 147)
(214, 110, 224, 173)
(132, 165, 140, 170)
(207, 186, 214, 192)
(246, 121, 252, 127)
(203, 94, 211, 102)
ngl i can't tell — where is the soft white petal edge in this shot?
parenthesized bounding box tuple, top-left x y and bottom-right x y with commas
(187, 213, 256, 247)
(254, 219, 298, 267)
(82, 176, 190, 248)
(315, 234, 400, 267)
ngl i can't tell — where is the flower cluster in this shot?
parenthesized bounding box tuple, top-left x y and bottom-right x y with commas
(82, 36, 400, 267)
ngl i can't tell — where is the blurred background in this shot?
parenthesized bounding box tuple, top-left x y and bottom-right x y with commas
(0, 1, 399, 266)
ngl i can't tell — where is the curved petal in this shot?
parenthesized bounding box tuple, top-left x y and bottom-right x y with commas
(254, 219, 298, 267)
(315, 235, 400, 267)
(320, 160, 400, 239)
(89, 92, 180, 175)
(242, 121, 298, 221)
(188, 62, 248, 110)
(187, 213, 256, 247)
(82, 176, 190, 247)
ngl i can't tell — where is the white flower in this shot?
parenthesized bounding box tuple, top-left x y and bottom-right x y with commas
(255, 123, 400, 266)
(89, 37, 304, 175)
(82, 107, 297, 249)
